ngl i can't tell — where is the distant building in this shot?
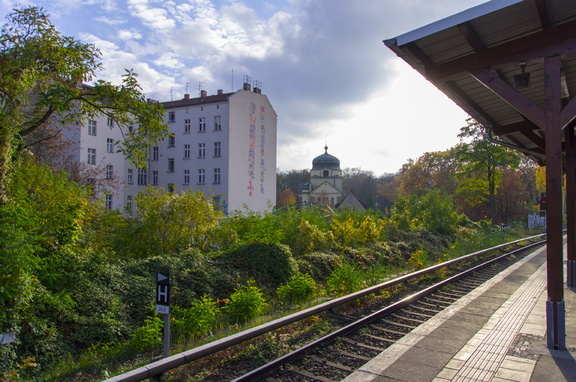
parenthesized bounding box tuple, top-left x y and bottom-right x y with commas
(336, 191, 366, 211)
(298, 146, 343, 207)
(63, 81, 277, 214)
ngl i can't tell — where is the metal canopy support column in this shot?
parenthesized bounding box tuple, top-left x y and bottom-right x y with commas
(544, 55, 565, 350)
(566, 122, 576, 288)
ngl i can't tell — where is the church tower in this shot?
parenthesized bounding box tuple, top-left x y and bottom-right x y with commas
(298, 146, 343, 207)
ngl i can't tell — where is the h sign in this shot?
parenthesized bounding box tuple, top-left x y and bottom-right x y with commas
(156, 272, 170, 305)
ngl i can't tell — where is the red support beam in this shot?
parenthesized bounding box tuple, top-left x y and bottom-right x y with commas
(470, 68, 546, 128)
(544, 55, 565, 350)
(565, 123, 576, 288)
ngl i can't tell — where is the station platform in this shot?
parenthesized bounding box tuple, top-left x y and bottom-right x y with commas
(344, 245, 576, 382)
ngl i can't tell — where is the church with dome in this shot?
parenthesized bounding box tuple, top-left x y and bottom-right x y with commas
(298, 146, 343, 207)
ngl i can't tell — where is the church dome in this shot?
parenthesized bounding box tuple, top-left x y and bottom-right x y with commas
(312, 146, 341, 170)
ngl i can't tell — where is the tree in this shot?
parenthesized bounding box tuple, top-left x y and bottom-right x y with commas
(398, 149, 459, 197)
(133, 187, 224, 255)
(455, 119, 521, 224)
(0, 7, 168, 205)
(277, 188, 296, 208)
(276, 169, 309, 201)
(496, 169, 530, 224)
(342, 167, 377, 208)
(375, 173, 400, 211)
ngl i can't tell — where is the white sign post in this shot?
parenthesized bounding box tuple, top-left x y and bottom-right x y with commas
(156, 272, 171, 359)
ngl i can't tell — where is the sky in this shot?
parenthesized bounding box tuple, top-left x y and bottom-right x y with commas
(0, 0, 488, 175)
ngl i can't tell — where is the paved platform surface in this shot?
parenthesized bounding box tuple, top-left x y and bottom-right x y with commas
(344, 245, 576, 382)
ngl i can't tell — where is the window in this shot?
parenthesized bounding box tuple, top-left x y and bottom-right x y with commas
(168, 111, 175, 123)
(198, 143, 206, 158)
(323, 170, 329, 177)
(214, 141, 221, 157)
(106, 164, 114, 179)
(213, 168, 221, 184)
(184, 144, 191, 159)
(184, 169, 190, 184)
(127, 169, 133, 184)
(107, 117, 114, 127)
(128, 124, 134, 133)
(152, 171, 159, 185)
(126, 195, 133, 209)
(168, 158, 175, 172)
(152, 146, 159, 161)
(88, 120, 97, 136)
(214, 115, 221, 131)
(184, 119, 191, 133)
(168, 135, 175, 147)
(137, 168, 147, 185)
(168, 183, 176, 193)
(106, 138, 114, 153)
(198, 169, 205, 184)
(104, 194, 113, 210)
(198, 117, 206, 132)
(87, 148, 96, 165)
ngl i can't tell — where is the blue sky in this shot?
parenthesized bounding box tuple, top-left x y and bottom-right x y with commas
(0, 0, 487, 175)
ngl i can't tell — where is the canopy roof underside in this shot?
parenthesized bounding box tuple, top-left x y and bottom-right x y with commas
(385, 0, 576, 164)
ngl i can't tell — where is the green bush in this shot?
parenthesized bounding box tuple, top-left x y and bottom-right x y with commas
(296, 252, 342, 281)
(224, 282, 267, 324)
(125, 314, 163, 353)
(276, 274, 316, 305)
(173, 295, 220, 341)
(326, 264, 365, 295)
(214, 243, 296, 291)
(343, 247, 377, 269)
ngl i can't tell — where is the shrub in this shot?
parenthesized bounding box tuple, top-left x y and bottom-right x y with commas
(296, 252, 342, 281)
(224, 282, 267, 324)
(173, 295, 220, 341)
(126, 315, 163, 353)
(343, 247, 377, 269)
(407, 250, 430, 270)
(214, 243, 296, 291)
(326, 264, 365, 295)
(276, 274, 316, 305)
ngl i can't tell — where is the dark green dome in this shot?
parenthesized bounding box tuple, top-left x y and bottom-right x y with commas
(312, 146, 340, 170)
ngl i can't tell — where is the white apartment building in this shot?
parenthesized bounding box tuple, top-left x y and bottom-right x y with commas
(67, 82, 277, 214)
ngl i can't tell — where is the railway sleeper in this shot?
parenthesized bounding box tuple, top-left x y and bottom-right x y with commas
(412, 302, 443, 313)
(394, 309, 432, 321)
(402, 307, 436, 318)
(417, 300, 444, 310)
(310, 355, 356, 373)
(332, 349, 372, 362)
(436, 289, 465, 299)
(292, 368, 338, 382)
(378, 317, 419, 330)
(423, 296, 455, 305)
(342, 337, 387, 352)
(367, 324, 409, 337)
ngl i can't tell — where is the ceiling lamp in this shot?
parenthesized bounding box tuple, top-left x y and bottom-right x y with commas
(514, 61, 531, 89)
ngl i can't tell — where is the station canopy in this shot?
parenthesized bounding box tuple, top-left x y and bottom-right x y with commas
(385, 0, 576, 165)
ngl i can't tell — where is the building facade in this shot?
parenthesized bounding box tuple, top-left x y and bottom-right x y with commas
(66, 83, 277, 214)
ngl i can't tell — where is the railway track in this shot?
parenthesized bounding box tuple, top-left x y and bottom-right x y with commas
(105, 235, 546, 382)
(231, 239, 544, 382)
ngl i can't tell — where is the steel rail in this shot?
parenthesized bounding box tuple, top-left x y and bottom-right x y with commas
(104, 234, 545, 382)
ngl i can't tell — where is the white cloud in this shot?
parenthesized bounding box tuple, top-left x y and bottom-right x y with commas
(117, 29, 142, 40)
(127, 0, 175, 31)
